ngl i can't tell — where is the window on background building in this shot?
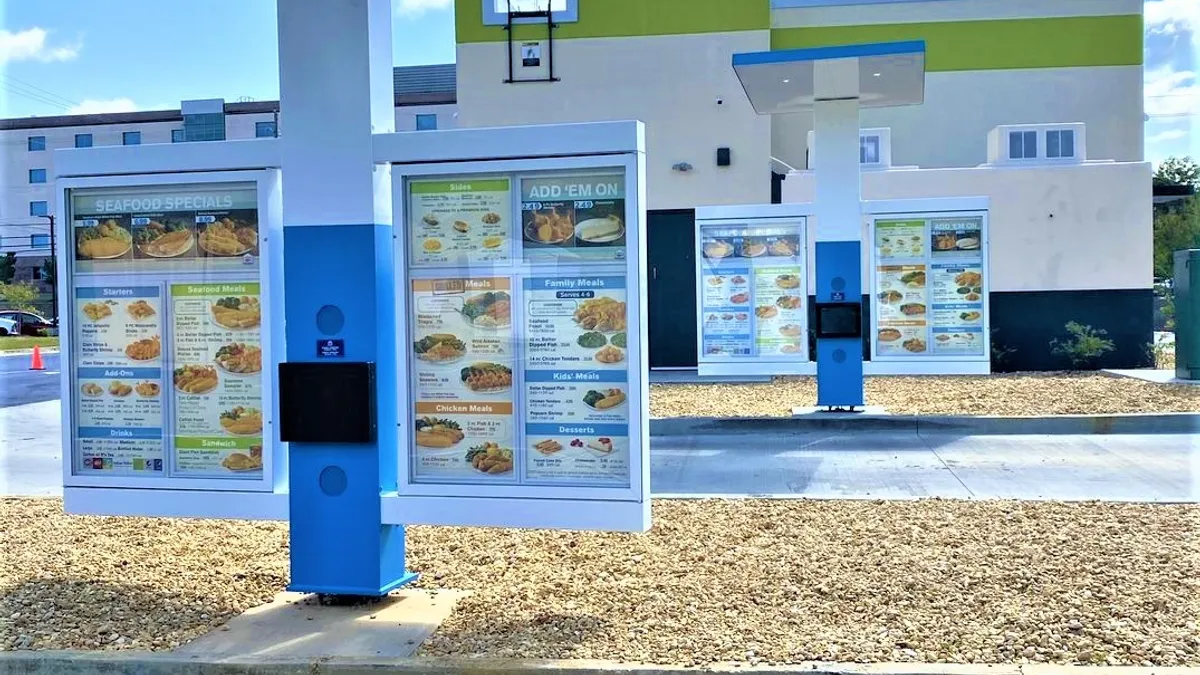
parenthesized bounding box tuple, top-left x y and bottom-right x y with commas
(31, 266, 44, 281)
(182, 112, 226, 142)
(171, 129, 185, 143)
(860, 135, 881, 164)
(30, 234, 50, 250)
(123, 131, 141, 145)
(255, 121, 278, 138)
(75, 133, 93, 148)
(29, 201, 48, 217)
(27, 136, 46, 151)
(1047, 129, 1076, 159)
(29, 169, 47, 184)
(416, 114, 438, 131)
(1008, 130, 1038, 160)
(483, 0, 577, 24)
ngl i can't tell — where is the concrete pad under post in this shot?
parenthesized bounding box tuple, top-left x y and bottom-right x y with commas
(174, 590, 465, 660)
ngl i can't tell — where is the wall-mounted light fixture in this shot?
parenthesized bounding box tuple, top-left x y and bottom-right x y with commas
(672, 162, 694, 172)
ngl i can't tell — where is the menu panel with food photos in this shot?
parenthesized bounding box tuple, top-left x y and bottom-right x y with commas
(170, 282, 264, 476)
(872, 214, 987, 361)
(66, 180, 271, 484)
(410, 277, 516, 483)
(73, 286, 165, 475)
(521, 173, 627, 263)
(400, 164, 645, 502)
(698, 221, 806, 362)
(523, 276, 630, 485)
(409, 179, 513, 267)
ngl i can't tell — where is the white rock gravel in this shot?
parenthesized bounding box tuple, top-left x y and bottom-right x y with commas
(3, 498, 1198, 667)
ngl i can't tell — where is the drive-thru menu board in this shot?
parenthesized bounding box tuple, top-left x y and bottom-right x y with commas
(404, 167, 638, 491)
(697, 220, 808, 364)
(871, 213, 987, 361)
(66, 180, 270, 485)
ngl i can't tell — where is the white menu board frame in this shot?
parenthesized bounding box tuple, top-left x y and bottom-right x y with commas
(57, 170, 283, 493)
(694, 204, 815, 378)
(390, 152, 649, 531)
(867, 204, 991, 374)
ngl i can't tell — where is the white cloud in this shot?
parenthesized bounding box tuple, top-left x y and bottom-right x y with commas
(1144, 65, 1198, 118)
(68, 98, 139, 115)
(0, 28, 79, 65)
(396, 0, 452, 16)
(1148, 128, 1188, 144)
(1145, 0, 1200, 36)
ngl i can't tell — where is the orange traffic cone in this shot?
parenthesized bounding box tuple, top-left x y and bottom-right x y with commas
(29, 345, 45, 371)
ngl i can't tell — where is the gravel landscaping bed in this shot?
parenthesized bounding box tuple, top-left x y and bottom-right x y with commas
(3, 498, 1199, 666)
(651, 373, 1200, 418)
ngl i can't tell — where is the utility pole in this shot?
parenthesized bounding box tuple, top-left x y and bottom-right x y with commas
(38, 214, 57, 322)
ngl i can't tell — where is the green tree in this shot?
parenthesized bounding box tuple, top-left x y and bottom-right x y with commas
(40, 256, 56, 290)
(0, 252, 14, 284)
(1154, 156, 1200, 188)
(0, 282, 41, 313)
(1153, 197, 1200, 278)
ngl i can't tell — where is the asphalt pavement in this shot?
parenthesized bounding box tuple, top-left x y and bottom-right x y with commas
(3, 396, 1198, 501)
(0, 351, 62, 408)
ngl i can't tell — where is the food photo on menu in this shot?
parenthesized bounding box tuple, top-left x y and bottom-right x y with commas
(573, 297, 628, 366)
(76, 217, 134, 261)
(132, 215, 197, 259)
(196, 210, 258, 258)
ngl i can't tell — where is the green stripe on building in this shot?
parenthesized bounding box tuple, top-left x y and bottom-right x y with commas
(456, 0, 769, 43)
(770, 15, 1143, 71)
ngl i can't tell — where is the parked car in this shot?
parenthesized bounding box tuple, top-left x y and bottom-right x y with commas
(0, 316, 18, 336)
(0, 310, 55, 336)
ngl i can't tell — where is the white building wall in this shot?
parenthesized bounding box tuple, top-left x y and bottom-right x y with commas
(456, 31, 773, 211)
(394, 104, 458, 132)
(771, 66, 1144, 171)
(781, 161, 1153, 294)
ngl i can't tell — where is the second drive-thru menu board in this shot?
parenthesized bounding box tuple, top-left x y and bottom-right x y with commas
(66, 179, 270, 484)
(871, 213, 988, 360)
(404, 166, 636, 490)
(696, 220, 808, 363)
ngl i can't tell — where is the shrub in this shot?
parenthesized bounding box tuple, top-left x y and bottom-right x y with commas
(1050, 322, 1116, 369)
(990, 328, 1017, 370)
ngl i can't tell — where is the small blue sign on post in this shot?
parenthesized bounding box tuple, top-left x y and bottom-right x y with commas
(317, 339, 345, 358)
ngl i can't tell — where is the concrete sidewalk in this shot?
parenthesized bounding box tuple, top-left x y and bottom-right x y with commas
(4, 397, 1198, 501)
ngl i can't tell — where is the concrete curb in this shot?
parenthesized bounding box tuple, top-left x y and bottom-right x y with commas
(649, 412, 1200, 436)
(3, 654, 1196, 675)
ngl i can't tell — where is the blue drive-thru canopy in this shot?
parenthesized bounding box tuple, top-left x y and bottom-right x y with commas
(732, 40, 927, 115)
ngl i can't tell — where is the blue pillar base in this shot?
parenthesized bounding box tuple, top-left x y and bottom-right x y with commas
(284, 225, 415, 598)
(815, 240, 865, 408)
(288, 571, 420, 597)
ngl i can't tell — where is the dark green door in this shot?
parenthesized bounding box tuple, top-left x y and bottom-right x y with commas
(647, 210, 697, 369)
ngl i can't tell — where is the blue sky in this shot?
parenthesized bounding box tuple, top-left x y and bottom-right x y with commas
(1, 0, 1197, 165)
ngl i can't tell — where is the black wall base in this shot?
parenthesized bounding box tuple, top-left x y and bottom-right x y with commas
(988, 289, 1154, 372)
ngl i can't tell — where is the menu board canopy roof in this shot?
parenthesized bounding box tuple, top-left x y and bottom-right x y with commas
(732, 40, 926, 114)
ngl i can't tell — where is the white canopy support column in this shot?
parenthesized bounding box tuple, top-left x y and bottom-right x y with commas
(732, 41, 927, 408)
